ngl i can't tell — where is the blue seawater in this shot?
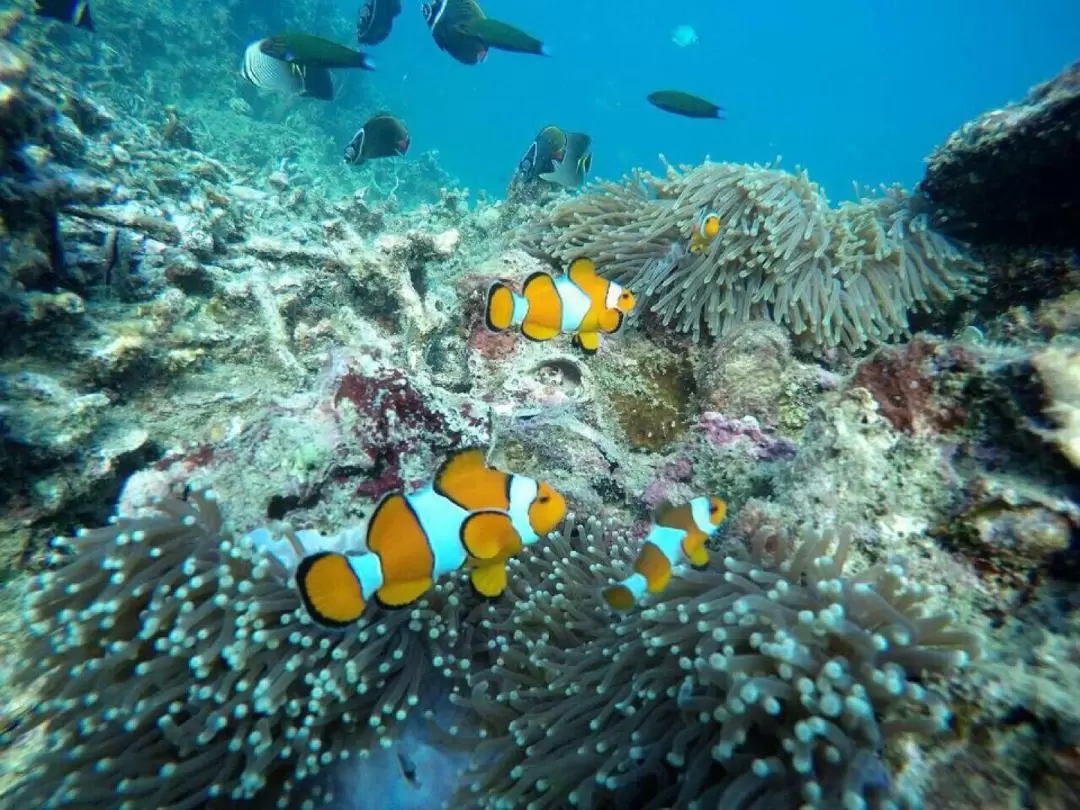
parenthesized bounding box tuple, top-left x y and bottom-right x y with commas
(361, 0, 1079, 200)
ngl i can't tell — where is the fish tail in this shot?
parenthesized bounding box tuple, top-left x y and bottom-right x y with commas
(485, 282, 523, 332)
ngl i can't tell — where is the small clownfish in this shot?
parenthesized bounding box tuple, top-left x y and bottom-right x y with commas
(484, 257, 636, 355)
(689, 209, 722, 254)
(601, 495, 726, 611)
(295, 448, 567, 629)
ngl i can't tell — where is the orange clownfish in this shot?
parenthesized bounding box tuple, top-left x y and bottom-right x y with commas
(689, 209, 721, 254)
(602, 495, 726, 611)
(484, 257, 635, 354)
(295, 448, 567, 629)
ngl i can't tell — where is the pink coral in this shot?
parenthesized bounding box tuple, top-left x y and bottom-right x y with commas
(694, 412, 797, 461)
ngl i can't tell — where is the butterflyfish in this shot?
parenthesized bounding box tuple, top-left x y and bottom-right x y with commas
(460, 17, 549, 57)
(689, 209, 721, 254)
(647, 90, 724, 120)
(259, 32, 376, 71)
(344, 113, 410, 165)
(602, 496, 726, 611)
(539, 131, 593, 189)
(356, 0, 401, 46)
(242, 40, 334, 100)
(421, 0, 489, 66)
(484, 257, 635, 355)
(294, 448, 566, 629)
(512, 125, 566, 187)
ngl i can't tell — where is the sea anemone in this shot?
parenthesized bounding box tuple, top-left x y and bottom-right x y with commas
(459, 516, 980, 809)
(520, 159, 984, 352)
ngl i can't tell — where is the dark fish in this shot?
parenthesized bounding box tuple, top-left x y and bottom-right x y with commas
(242, 40, 334, 100)
(34, 0, 93, 30)
(356, 0, 401, 46)
(647, 90, 724, 119)
(540, 131, 592, 189)
(421, 0, 488, 66)
(259, 32, 376, 70)
(344, 113, 410, 165)
(514, 125, 566, 184)
(462, 17, 549, 56)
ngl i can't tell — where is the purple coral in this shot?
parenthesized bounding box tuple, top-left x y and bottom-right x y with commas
(694, 411, 797, 461)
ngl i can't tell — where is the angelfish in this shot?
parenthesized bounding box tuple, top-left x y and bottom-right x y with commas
(293, 448, 567, 628)
(344, 113, 410, 165)
(539, 131, 592, 189)
(512, 125, 566, 186)
(34, 0, 93, 30)
(602, 496, 726, 611)
(356, 0, 401, 46)
(421, 0, 489, 66)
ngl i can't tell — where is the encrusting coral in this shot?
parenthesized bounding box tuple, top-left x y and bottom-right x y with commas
(520, 159, 985, 352)
(0, 488, 475, 809)
(458, 514, 981, 809)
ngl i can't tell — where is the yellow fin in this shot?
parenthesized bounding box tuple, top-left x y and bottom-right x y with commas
(434, 448, 509, 512)
(470, 563, 509, 599)
(460, 509, 520, 561)
(602, 584, 635, 611)
(485, 282, 515, 332)
(296, 551, 366, 628)
(573, 331, 600, 354)
(567, 257, 598, 287)
(376, 578, 433, 608)
(687, 542, 709, 569)
(597, 308, 623, 334)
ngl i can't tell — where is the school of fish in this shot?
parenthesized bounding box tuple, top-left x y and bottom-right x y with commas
(30, 0, 737, 627)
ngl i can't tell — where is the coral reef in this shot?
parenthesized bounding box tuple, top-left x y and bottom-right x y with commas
(519, 159, 985, 352)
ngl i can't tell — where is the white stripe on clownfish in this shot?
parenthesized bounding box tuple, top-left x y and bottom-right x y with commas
(553, 275, 593, 333)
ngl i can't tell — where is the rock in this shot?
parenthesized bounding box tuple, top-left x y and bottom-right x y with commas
(919, 61, 1080, 248)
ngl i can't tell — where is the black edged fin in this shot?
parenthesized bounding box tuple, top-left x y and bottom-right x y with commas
(295, 551, 354, 630)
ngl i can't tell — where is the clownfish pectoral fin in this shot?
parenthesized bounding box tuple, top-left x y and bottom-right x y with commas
(520, 272, 561, 342)
(572, 331, 600, 355)
(597, 308, 624, 334)
(460, 509, 521, 562)
(687, 542, 710, 569)
(375, 577, 433, 609)
(469, 562, 509, 599)
(434, 448, 510, 512)
(295, 551, 367, 629)
(485, 282, 516, 332)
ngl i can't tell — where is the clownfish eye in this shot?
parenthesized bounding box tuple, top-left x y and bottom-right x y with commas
(709, 503, 720, 514)
(537, 495, 550, 504)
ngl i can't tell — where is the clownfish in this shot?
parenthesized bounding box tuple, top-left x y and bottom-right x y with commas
(689, 209, 721, 254)
(484, 257, 635, 354)
(295, 448, 567, 629)
(601, 495, 726, 611)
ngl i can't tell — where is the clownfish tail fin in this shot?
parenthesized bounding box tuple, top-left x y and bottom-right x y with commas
(485, 282, 522, 332)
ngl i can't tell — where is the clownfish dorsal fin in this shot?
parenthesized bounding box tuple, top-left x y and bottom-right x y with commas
(460, 509, 521, 562)
(567, 256, 598, 286)
(651, 499, 679, 525)
(434, 448, 511, 512)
